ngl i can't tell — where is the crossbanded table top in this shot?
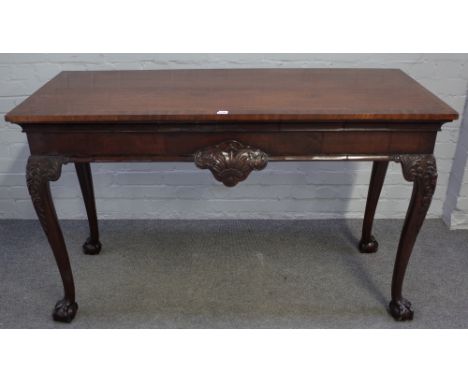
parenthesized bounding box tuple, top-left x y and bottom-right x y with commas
(5, 68, 458, 125)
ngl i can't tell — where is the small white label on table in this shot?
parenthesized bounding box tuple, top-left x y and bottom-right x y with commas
(216, 110, 229, 115)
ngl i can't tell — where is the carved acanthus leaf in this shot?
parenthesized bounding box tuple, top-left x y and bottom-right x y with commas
(26, 156, 67, 234)
(194, 140, 268, 187)
(391, 154, 437, 209)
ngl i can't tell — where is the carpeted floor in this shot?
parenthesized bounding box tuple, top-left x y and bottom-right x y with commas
(0, 219, 467, 328)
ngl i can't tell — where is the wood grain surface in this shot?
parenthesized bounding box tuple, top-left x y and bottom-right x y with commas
(5, 69, 458, 124)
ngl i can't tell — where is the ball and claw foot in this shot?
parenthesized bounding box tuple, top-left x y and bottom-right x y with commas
(358, 235, 379, 253)
(52, 298, 78, 323)
(82, 237, 102, 255)
(389, 298, 414, 321)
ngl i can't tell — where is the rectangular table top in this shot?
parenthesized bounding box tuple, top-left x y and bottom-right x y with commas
(5, 68, 458, 125)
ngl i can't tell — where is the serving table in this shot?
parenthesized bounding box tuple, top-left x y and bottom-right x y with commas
(5, 69, 458, 323)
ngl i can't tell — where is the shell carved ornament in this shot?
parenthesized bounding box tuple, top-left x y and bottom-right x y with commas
(194, 140, 268, 187)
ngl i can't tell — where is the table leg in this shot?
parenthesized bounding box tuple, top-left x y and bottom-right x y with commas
(389, 154, 437, 321)
(359, 161, 389, 253)
(26, 155, 78, 323)
(75, 162, 102, 255)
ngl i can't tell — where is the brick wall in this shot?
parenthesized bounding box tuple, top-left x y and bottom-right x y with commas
(444, 92, 468, 229)
(1, 54, 467, 224)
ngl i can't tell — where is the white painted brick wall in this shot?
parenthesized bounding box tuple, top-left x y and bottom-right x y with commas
(0, 54, 467, 222)
(444, 91, 468, 229)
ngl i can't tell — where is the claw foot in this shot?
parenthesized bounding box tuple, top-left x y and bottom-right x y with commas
(389, 298, 414, 321)
(358, 235, 379, 253)
(82, 237, 102, 255)
(53, 298, 78, 323)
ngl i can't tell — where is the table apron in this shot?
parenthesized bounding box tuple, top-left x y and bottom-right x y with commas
(26, 130, 437, 160)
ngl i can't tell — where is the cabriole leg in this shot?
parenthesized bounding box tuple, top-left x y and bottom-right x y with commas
(359, 161, 389, 253)
(389, 154, 437, 321)
(26, 155, 78, 323)
(75, 162, 101, 255)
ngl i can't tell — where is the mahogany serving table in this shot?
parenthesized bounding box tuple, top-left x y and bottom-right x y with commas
(5, 69, 458, 323)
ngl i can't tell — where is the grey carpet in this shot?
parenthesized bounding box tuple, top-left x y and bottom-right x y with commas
(0, 219, 467, 328)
